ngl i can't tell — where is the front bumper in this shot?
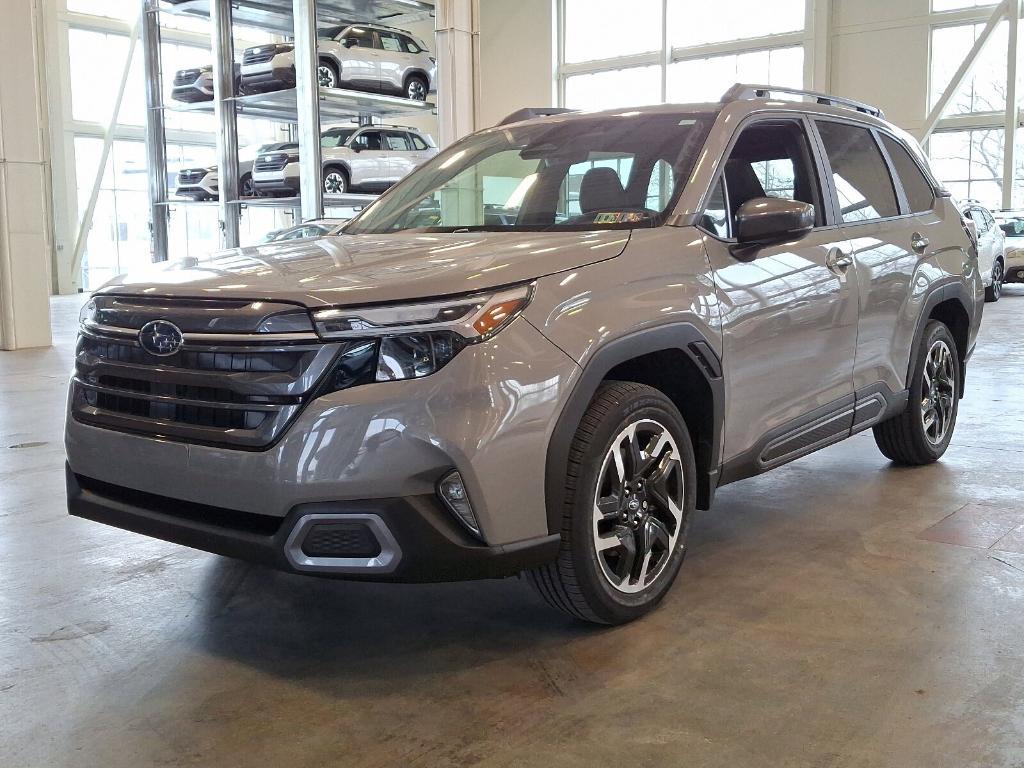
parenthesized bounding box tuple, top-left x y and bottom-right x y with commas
(240, 61, 295, 94)
(65, 317, 581, 578)
(67, 467, 560, 582)
(171, 82, 213, 103)
(253, 163, 301, 195)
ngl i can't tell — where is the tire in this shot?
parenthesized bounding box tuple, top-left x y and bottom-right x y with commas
(318, 60, 339, 89)
(528, 381, 697, 625)
(405, 74, 428, 101)
(238, 173, 255, 199)
(873, 320, 960, 465)
(985, 258, 1003, 302)
(322, 166, 349, 195)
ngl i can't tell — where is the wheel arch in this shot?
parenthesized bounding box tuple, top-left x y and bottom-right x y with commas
(908, 282, 974, 397)
(544, 323, 724, 535)
(404, 69, 430, 87)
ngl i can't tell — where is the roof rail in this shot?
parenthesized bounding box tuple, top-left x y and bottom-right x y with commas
(497, 107, 576, 126)
(721, 83, 885, 119)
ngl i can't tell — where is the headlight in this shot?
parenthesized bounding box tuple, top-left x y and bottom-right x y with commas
(79, 298, 97, 327)
(313, 283, 533, 388)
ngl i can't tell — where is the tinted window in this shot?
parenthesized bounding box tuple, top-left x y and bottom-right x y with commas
(410, 134, 429, 151)
(401, 35, 422, 54)
(701, 177, 729, 238)
(352, 131, 382, 151)
(880, 134, 934, 213)
(816, 121, 899, 223)
(378, 31, 403, 52)
(969, 208, 990, 234)
(385, 131, 412, 151)
(343, 28, 374, 48)
(718, 120, 823, 231)
(321, 129, 355, 149)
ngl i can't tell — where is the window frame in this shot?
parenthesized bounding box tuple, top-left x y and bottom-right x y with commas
(877, 132, 939, 214)
(696, 112, 836, 243)
(809, 116, 915, 227)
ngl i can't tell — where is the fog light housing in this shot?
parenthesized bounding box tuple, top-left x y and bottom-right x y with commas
(437, 470, 481, 538)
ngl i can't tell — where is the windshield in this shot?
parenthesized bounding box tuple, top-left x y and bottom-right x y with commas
(343, 111, 715, 234)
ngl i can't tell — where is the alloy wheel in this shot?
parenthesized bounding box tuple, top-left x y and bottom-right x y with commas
(592, 419, 685, 594)
(993, 262, 1003, 299)
(317, 66, 336, 88)
(323, 172, 346, 195)
(406, 79, 426, 100)
(921, 339, 956, 446)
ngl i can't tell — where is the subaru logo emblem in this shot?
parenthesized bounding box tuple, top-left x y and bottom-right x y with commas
(139, 320, 184, 357)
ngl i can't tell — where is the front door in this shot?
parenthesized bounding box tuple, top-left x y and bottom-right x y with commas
(350, 130, 389, 187)
(701, 117, 859, 469)
(337, 26, 380, 88)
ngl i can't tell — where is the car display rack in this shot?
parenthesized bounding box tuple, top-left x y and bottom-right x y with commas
(143, 0, 436, 259)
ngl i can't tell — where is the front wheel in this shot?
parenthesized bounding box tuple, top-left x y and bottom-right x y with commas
(318, 61, 339, 89)
(322, 166, 348, 195)
(985, 259, 1003, 302)
(528, 381, 696, 625)
(873, 320, 960, 465)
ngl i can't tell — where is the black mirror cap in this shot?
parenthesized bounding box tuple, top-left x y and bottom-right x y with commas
(735, 197, 815, 245)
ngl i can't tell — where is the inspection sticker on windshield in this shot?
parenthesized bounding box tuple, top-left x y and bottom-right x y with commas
(594, 212, 646, 224)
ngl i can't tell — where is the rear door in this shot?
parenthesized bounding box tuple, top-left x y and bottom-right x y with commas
(383, 130, 415, 182)
(814, 120, 932, 401)
(376, 30, 412, 93)
(702, 116, 859, 469)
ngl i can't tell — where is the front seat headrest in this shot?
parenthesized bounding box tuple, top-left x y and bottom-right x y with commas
(579, 167, 627, 214)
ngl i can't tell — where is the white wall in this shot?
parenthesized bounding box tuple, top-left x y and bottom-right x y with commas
(478, 0, 555, 128)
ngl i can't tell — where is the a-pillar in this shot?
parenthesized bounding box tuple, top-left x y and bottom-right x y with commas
(0, 0, 54, 350)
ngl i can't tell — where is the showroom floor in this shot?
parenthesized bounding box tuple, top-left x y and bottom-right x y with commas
(2, 291, 1023, 768)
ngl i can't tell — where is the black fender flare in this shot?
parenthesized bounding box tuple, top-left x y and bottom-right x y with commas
(906, 278, 977, 394)
(544, 323, 725, 534)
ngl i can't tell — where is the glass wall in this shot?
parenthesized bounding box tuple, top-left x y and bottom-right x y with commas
(558, 0, 807, 112)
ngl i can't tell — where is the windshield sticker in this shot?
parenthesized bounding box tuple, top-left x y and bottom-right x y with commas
(594, 212, 647, 224)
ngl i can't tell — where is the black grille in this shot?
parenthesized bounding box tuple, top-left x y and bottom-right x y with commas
(72, 298, 344, 450)
(302, 523, 382, 558)
(243, 47, 277, 65)
(254, 154, 290, 173)
(174, 69, 202, 86)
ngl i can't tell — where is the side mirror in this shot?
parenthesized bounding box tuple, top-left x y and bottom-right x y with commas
(344, 38, 357, 48)
(735, 197, 814, 246)
(351, 143, 364, 153)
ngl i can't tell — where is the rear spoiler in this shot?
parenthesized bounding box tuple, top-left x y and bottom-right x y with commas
(497, 107, 576, 126)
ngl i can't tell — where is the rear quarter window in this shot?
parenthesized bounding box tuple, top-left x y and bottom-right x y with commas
(880, 134, 935, 213)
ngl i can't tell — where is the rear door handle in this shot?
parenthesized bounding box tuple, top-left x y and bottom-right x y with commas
(911, 233, 930, 254)
(826, 248, 853, 273)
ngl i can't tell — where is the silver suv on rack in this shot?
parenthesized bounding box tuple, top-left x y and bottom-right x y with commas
(240, 23, 435, 100)
(67, 86, 982, 625)
(253, 125, 437, 196)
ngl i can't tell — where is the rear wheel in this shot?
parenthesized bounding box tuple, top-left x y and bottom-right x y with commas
(323, 166, 349, 195)
(405, 74, 427, 101)
(873, 320, 960, 465)
(985, 258, 1003, 302)
(528, 381, 696, 624)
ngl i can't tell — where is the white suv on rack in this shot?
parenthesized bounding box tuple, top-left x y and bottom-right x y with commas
(253, 125, 437, 196)
(240, 23, 436, 101)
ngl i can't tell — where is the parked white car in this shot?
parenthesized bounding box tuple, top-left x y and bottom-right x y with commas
(175, 160, 255, 201)
(993, 210, 1024, 288)
(253, 125, 437, 196)
(960, 200, 1005, 302)
(263, 218, 347, 243)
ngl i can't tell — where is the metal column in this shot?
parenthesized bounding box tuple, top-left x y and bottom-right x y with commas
(141, 0, 169, 262)
(293, 0, 323, 221)
(211, 0, 240, 248)
(1004, 0, 1020, 209)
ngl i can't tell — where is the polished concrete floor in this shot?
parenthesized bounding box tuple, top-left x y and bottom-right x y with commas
(2, 290, 1023, 768)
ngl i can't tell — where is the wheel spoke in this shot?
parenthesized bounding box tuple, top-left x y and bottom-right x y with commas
(636, 550, 654, 588)
(595, 495, 621, 520)
(648, 456, 681, 515)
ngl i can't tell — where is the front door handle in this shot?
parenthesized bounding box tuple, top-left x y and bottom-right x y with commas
(826, 248, 853, 273)
(911, 232, 930, 254)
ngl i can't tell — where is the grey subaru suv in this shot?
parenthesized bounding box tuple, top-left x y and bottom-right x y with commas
(66, 86, 982, 624)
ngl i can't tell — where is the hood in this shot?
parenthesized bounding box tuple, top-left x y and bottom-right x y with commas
(96, 229, 632, 307)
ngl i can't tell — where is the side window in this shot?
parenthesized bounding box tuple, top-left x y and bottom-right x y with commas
(880, 134, 935, 213)
(713, 120, 823, 235)
(410, 134, 429, 151)
(816, 121, 899, 223)
(343, 28, 374, 48)
(353, 131, 383, 151)
(969, 208, 989, 234)
(402, 35, 422, 54)
(321, 131, 344, 149)
(378, 31, 403, 52)
(385, 131, 412, 151)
